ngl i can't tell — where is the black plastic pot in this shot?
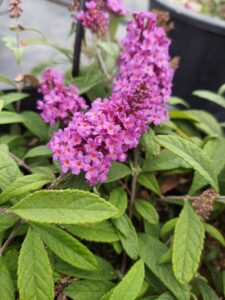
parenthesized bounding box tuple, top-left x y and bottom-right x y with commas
(150, 0, 225, 120)
(4, 87, 40, 112)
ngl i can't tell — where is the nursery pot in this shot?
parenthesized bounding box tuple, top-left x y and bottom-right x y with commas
(4, 87, 40, 112)
(150, 0, 225, 120)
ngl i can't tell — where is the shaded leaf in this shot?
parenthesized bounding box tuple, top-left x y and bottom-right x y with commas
(56, 255, 117, 281)
(64, 280, 114, 300)
(113, 214, 139, 260)
(193, 90, 225, 109)
(24, 145, 52, 159)
(195, 278, 219, 300)
(155, 135, 218, 191)
(21, 111, 49, 141)
(160, 218, 178, 239)
(0, 174, 51, 205)
(106, 162, 131, 183)
(67, 221, 119, 243)
(137, 173, 161, 196)
(204, 223, 225, 246)
(33, 223, 97, 270)
(134, 199, 159, 224)
(139, 234, 190, 300)
(0, 111, 24, 124)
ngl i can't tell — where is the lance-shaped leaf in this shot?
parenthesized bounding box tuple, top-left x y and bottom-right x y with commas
(67, 221, 119, 243)
(0, 174, 51, 205)
(113, 214, 139, 260)
(10, 190, 118, 224)
(32, 223, 98, 270)
(134, 199, 159, 224)
(0, 257, 15, 300)
(155, 135, 218, 191)
(109, 260, 145, 300)
(139, 234, 191, 300)
(64, 280, 114, 300)
(173, 202, 205, 284)
(0, 111, 24, 124)
(18, 227, 54, 300)
(109, 187, 127, 218)
(0, 146, 22, 191)
(56, 255, 117, 281)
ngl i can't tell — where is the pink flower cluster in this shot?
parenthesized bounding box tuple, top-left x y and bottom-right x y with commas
(76, 0, 128, 36)
(113, 12, 174, 126)
(37, 68, 87, 125)
(49, 97, 143, 185)
(49, 12, 174, 185)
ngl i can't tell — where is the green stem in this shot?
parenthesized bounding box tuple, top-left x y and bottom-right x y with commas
(128, 147, 139, 219)
(0, 221, 23, 256)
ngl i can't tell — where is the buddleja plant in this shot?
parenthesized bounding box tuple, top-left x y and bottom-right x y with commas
(0, 1, 225, 300)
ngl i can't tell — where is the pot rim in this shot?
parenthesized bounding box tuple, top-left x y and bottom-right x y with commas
(150, 0, 225, 35)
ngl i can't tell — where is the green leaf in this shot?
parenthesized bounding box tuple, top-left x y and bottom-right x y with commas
(0, 174, 51, 205)
(113, 214, 139, 260)
(139, 234, 191, 300)
(155, 135, 218, 191)
(0, 215, 17, 232)
(223, 270, 225, 297)
(155, 292, 175, 300)
(193, 90, 225, 109)
(195, 278, 219, 300)
(109, 187, 128, 218)
(134, 199, 159, 224)
(160, 218, 178, 239)
(72, 62, 104, 94)
(21, 111, 49, 141)
(173, 202, 205, 284)
(143, 150, 190, 172)
(0, 257, 15, 300)
(0, 147, 22, 191)
(31, 166, 55, 181)
(137, 173, 161, 196)
(0, 74, 16, 87)
(141, 129, 160, 158)
(106, 162, 131, 183)
(190, 137, 225, 194)
(168, 97, 189, 108)
(24, 145, 52, 159)
(187, 110, 223, 136)
(170, 111, 198, 122)
(10, 190, 118, 224)
(158, 247, 172, 264)
(32, 223, 97, 270)
(67, 221, 119, 243)
(0, 111, 24, 124)
(0, 93, 28, 107)
(64, 280, 114, 300)
(109, 260, 145, 300)
(18, 227, 54, 300)
(204, 223, 225, 246)
(3, 37, 24, 64)
(56, 255, 117, 281)
(23, 38, 72, 61)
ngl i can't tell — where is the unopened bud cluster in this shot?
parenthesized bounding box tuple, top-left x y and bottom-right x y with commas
(8, 0, 23, 18)
(193, 189, 217, 220)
